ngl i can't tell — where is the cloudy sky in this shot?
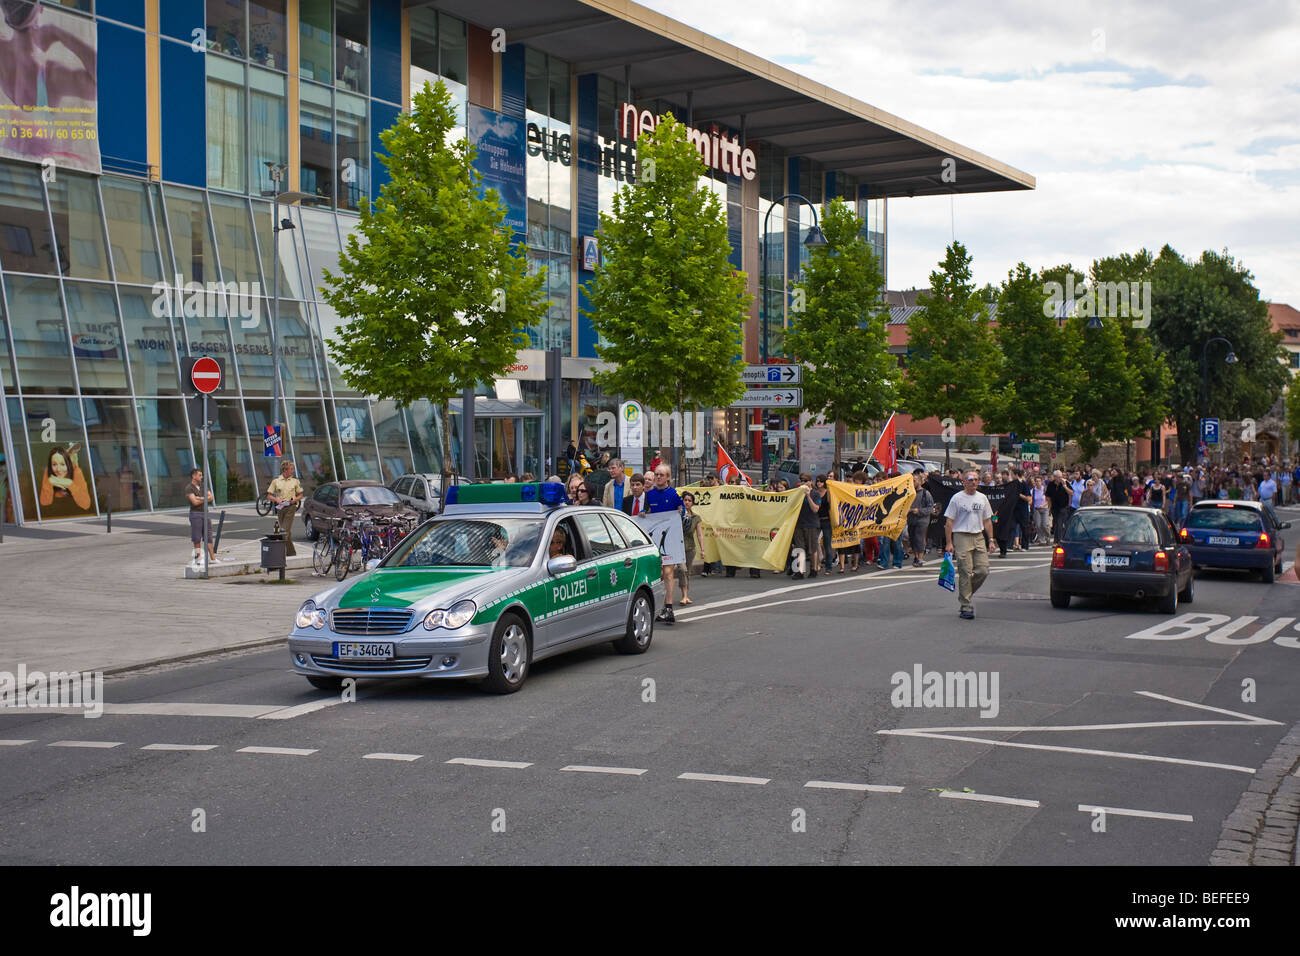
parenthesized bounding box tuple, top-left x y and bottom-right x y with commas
(642, 0, 1300, 305)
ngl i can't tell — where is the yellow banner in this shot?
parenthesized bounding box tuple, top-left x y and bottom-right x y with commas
(827, 474, 916, 548)
(679, 484, 804, 571)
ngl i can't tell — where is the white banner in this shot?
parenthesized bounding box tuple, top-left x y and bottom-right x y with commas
(635, 510, 685, 566)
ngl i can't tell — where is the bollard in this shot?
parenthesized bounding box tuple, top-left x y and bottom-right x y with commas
(214, 510, 226, 554)
(106, 504, 111, 534)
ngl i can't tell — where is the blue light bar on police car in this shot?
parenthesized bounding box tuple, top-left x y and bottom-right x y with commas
(445, 482, 567, 507)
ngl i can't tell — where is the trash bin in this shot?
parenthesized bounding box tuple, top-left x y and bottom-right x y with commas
(261, 532, 286, 570)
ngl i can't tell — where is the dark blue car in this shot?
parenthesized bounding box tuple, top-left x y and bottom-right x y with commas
(1179, 500, 1289, 583)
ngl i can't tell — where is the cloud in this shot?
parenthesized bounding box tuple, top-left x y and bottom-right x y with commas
(641, 0, 1300, 304)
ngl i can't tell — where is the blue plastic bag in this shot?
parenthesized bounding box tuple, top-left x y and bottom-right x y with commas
(937, 553, 956, 592)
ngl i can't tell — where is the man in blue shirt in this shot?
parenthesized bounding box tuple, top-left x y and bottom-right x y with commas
(645, 464, 683, 624)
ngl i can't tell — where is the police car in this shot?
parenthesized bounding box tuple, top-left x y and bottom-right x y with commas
(287, 482, 664, 694)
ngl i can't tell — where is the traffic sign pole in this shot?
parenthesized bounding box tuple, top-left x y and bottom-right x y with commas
(201, 393, 209, 579)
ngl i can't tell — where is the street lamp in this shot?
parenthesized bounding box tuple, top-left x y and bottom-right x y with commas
(262, 163, 318, 439)
(1199, 336, 1238, 458)
(760, 193, 827, 364)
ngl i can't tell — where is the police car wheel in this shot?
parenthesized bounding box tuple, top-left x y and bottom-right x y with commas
(613, 589, 654, 654)
(483, 613, 530, 694)
(306, 675, 343, 691)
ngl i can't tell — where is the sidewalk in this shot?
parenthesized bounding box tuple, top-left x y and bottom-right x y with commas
(0, 506, 320, 675)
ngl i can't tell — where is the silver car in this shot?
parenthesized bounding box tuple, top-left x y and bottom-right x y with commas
(288, 484, 665, 694)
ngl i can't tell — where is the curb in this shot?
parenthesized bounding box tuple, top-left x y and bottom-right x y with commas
(183, 555, 315, 579)
(101, 636, 287, 678)
(1210, 722, 1300, 866)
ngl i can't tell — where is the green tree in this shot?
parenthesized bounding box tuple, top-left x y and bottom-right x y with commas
(982, 261, 1080, 440)
(1286, 381, 1300, 447)
(786, 198, 894, 452)
(1148, 246, 1288, 463)
(320, 80, 546, 492)
(582, 115, 750, 472)
(900, 241, 999, 463)
(1091, 252, 1172, 467)
(1066, 307, 1141, 462)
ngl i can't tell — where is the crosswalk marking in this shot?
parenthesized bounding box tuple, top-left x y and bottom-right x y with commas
(363, 752, 422, 762)
(678, 772, 770, 786)
(49, 740, 123, 749)
(141, 743, 218, 751)
(560, 764, 647, 776)
(446, 757, 532, 769)
(805, 780, 904, 793)
(940, 790, 1040, 808)
(237, 745, 317, 756)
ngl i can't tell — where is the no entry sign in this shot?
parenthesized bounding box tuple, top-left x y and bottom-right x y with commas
(187, 356, 223, 394)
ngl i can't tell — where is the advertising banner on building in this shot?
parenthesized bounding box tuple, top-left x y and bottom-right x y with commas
(683, 483, 803, 571)
(0, 1, 101, 174)
(827, 474, 916, 548)
(468, 104, 525, 240)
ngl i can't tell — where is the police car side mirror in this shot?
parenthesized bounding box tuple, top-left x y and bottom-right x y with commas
(547, 556, 577, 576)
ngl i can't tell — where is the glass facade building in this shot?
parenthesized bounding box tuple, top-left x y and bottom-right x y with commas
(0, 0, 1029, 524)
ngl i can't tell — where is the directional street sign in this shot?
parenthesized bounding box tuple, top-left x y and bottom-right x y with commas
(1202, 418, 1220, 445)
(765, 429, 795, 440)
(741, 364, 802, 385)
(730, 388, 803, 408)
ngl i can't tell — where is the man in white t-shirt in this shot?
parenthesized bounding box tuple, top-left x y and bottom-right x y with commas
(944, 472, 995, 620)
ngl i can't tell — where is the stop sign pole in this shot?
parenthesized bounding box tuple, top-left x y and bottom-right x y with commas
(185, 357, 223, 577)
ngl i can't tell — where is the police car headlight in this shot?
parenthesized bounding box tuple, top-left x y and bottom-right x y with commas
(424, 600, 477, 631)
(296, 602, 326, 630)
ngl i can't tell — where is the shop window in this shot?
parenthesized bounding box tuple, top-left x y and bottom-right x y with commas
(5, 274, 75, 394)
(64, 281, 130, 393)
(82, 396, 147, 512)
(25, 395, 95, 519)
(118, 286, 181, 396)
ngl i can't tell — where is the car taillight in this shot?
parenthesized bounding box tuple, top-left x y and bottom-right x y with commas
(1256, 532, 1271, 549)
(1052, 547, 1065, 569)
(1154, 550, 1168, 572)
(1179, 528, 1189, 541)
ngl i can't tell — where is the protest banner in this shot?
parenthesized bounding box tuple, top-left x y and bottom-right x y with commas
(827, 473, 916, 548)
(680, 483, 802, 571)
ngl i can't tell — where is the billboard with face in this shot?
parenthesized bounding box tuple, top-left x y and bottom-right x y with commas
(0, 0, 100, 174)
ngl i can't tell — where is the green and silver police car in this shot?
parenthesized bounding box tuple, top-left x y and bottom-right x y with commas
(288, 482, 664, 694)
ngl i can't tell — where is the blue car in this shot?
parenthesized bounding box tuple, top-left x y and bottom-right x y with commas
(1179, 500, 1290, 583)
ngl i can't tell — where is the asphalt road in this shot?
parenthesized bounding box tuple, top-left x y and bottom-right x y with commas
(2, 545, 1298, 866)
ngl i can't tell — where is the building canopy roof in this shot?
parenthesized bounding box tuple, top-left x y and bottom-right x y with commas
(412, 0, 1033, 198)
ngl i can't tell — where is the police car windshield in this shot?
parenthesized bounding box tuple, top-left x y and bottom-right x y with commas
(386, 518, 544, 568)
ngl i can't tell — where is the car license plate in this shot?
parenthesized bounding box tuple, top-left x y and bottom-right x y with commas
(334, 642, 394, 660)
(1089, 554, 1130, 567)
(1207, 536, 1239, 546)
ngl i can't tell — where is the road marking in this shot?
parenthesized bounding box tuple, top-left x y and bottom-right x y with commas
(363, 752, 423, 762)
(1078, 803, 1193, 823)
(446, 757, 533, 769)
(258, 699, 348, 720)
(684, 565, 1047, 622)
(0, 739, 35, 746)
(680, 562, 1049, 617)
(141, 743, 218, 751)
(678, 772, 771, 785)
(804, 780, 904, 793)
(0, 702, 283, 718)
(940, 790, 1040, 808)
(559, 764, 648, 776)
(49, 740, 122, 749)
(236, 745, 317, 756)
(881, 730, 1257, 774)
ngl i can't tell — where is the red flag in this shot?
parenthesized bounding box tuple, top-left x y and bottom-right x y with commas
(716, 441, 751, 485)
(871, 413, 898, 475)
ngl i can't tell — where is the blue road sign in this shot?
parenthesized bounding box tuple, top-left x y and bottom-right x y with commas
(1202, 418, 1220, 445)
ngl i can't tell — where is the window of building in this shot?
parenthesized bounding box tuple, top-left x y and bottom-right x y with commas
(249, 0, 287, 69)
(336, 92, 369, 212)
(0, 163, 58, 276)
(81, 396, 148, 511)
(283, 398, 336, 486)
(207, 56, 247, 194)
(209, 193, 261, 286)
(250, 68, 289, 196)
(0, 291, 13, 391)
(64, 281, 130, 393)
(101, 178, 162, 285)
(299, 81, 334, 205)
(135, 398, 195, 507)
(117, 286, 181, 396)
(6, 397, 38, 520)
(335, 0, 368, 95)
(372, 399, 412, 483)
(162, 185, 217, 286)
(5, 274, 74, 394)
(299, 0, 333, 84)
(46, 172, 109, 280)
